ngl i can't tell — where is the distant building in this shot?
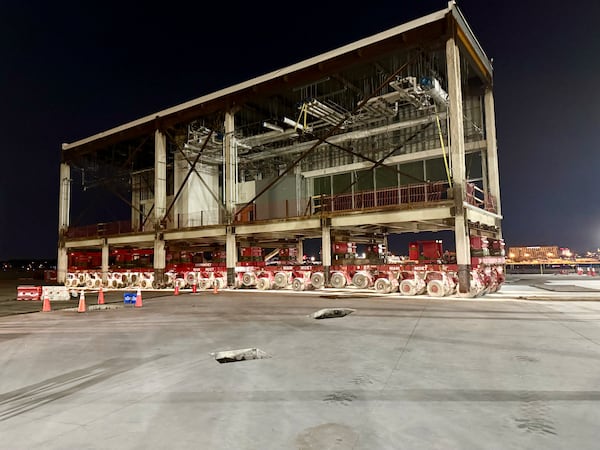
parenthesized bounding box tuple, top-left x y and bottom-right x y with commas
(508, 246, 559, 261)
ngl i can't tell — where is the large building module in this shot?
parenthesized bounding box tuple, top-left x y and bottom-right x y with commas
(58, 1, 503, 295)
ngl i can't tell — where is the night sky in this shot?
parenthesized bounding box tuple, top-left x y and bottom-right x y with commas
(1, 0, 599, 259)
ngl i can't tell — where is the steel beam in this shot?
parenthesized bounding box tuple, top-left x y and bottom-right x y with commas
(235, 218, 321, 236)
(164, 227, 227, 241)
(331, 206, 453, 228)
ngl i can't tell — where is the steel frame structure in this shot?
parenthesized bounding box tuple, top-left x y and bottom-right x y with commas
(58, 2, 502, 293)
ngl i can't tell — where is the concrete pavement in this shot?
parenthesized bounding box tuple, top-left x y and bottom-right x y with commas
(1, 288, 600, 449)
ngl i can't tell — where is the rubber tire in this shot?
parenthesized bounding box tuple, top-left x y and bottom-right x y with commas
(256, 277, 272, 290)
(274, 272, 289, 288)
(292, 278, 305, 291)
(352, 272, 371, 289)
(330, 272, 347, 289)
(399, 279, 417, 296)
(242, 272, 256, 287)
(426, 279, 445, 297)
(374, 278, 391, 294)
(310, 272, 325, 289)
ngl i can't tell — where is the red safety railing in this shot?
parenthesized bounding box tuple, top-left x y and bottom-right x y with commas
(177, 210, 221, 228)
(313, 181, 449, 214)
(66, 221, 133, 239)
(466, 182, 498, 213)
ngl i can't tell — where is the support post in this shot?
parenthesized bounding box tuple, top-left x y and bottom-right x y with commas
(296, 238, 304, 264)
(224, 111, 237, 223)
(101, 241, 109, 286)
(484, 88, 502, 218)
(224, 111, 238, 286)
(153, 129, 167, 283)
(226, 227, 237, 287)
(131, 175, 141, 232)
(57, 162, 71, 284)
(446, 34, 471, 293)
(321, 220, 332, 285)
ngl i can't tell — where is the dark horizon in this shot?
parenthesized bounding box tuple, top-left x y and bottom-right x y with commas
(2, 0, 599, 259)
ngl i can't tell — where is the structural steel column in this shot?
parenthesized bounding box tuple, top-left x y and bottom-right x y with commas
(295, 166, 303, 217)
(224, 111, 236, 221)
(224, 111, 237, 286)
(484, 88, 502, 217)
(101, 241, 109, 285)
(296, 239, 304, 264)
(57, 162, 71, 284)
(321, 221, 332, 285)
(226, 228, 237, 287)
(131, 176, 141, 232)
(446, 35, 471, 293)
(153, 129, 167, 283)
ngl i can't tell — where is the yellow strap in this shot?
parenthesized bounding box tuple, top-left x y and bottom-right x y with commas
(296, 103, 308, 132)
(435, 108, 452, 188)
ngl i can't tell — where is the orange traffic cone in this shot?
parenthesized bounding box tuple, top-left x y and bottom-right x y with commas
(78, 291, 86, 313)
(98, 287, 105, 305)
(174, 284, 180, 296)
(213, 280, 219, 294)
(42, 295, 52, 312)
(135, 288, 143, 308)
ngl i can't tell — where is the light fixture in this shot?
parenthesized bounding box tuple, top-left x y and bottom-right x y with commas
(262, 121, 284, 132)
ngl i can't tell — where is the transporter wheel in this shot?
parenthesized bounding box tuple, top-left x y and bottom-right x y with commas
(274, 272, 289, 289)
(241, 272, 257, 287)
(256, 277, 272, 290)
(374, 278, 392, 294)
(291, 278, 305, 292)
(186, 272, 197, 286)
(399, 279, 417, 296)
(426, 279, 446, 297)
(310, 272, 325, 289)
(330, 271, 347, 289)
(352, 271, 371, 289)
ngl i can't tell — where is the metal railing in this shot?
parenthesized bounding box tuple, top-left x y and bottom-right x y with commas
(65, 182, 497, 236)
(312, 181, 449, 214)
(466, 182, 498, 213)
(176, 210, 220, 228)
(66, 220, 133, 239)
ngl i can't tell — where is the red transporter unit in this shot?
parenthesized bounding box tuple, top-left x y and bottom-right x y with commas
(239, 238, 504, 297)
(64, 250, 102, 288)
(65, 237, 505, 297)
